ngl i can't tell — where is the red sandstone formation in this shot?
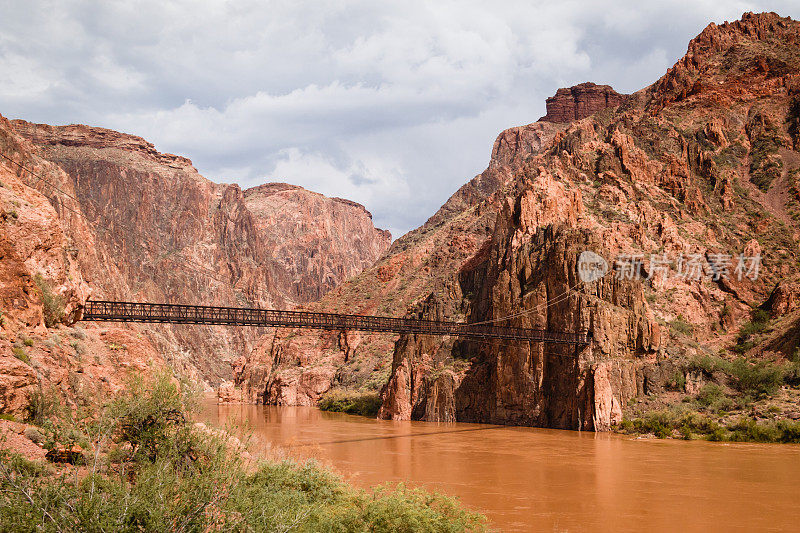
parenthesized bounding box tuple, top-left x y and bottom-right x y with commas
(539, 82, 628, 123)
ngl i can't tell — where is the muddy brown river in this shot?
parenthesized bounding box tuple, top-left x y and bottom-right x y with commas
(203, 405, 800, 532)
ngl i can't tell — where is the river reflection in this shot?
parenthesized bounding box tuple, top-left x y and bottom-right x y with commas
(203, 404, 800, 532)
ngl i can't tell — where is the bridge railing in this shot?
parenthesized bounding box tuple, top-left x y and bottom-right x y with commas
(81, 300, 589, 345)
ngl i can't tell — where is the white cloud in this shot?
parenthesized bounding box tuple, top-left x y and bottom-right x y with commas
(1, 0, 799, 235)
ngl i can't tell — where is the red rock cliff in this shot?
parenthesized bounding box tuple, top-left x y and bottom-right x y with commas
(539, 82, 628, 123)
(0, 115, 173, 414)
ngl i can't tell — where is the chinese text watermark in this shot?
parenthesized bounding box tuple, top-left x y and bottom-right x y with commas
(578, 251, 761, 283)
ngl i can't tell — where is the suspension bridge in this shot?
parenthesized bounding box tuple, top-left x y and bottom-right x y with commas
(81, 300, 590, 345)
(2, 152, 590, 347)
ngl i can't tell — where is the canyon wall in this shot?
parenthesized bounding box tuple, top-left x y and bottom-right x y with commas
(8, 121, 389, 385)
(379, 12, 800, 429)
(0, 115, 171, 413)
(234, 80, 633, 407)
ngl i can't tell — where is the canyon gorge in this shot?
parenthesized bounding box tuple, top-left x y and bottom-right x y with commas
(235, 11, 800, 432)
(2, 11, 800, 437)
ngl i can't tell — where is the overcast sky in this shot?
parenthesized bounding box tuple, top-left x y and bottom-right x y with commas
(2, 1, 799, 237)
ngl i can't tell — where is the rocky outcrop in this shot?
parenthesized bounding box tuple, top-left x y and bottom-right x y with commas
(539, 82, 627, 123)
(647, 12, 800, 114)
(0, 116, 175, 414)
(8, 121, 390, 385)
(763, 282, 800, 317)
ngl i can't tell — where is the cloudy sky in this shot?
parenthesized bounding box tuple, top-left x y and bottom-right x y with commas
(2, 1, 799, 237)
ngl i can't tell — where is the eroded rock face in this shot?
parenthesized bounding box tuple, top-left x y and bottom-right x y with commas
(9, 121, 390, 384)
(763, 282, 800, 317)
(455, 224, 660, 430)
(243, 183, 390, 303)
(539, 82, 628, 123)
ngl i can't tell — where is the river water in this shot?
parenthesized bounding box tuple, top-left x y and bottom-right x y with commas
(203, 404, 800, 532)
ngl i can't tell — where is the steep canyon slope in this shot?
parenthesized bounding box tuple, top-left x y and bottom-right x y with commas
(382, 11, 800, 430)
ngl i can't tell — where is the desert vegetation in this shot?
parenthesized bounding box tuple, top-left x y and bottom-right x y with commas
(619, 341, 800, 443)
(317, 389, 382, 418)
(33, 274, 64, 328)
(0, 375, 485, 532)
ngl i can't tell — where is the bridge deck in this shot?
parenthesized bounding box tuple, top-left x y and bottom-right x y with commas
(81, 300, 589, 345)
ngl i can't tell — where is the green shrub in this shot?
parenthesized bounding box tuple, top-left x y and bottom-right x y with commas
(0, 375, 486, 532)
(728, 419, 778, 442)
(732, 340, 756, 355)
(696, 383, 724, 407)
(667, 371, 686, 392)
(24, 386, 60, 426)
(784, 359, 800, 387)
(695, 383, 735, 412)
(788, 97, 800, 145)
(750, 308, 770, 324)
(23, 337, 34, 347)
(669, 316, 693, 336)
(69, 340, 86, 356)
(318, 389, 382, 417)
(11, 347, 30, 365)
(738, 315, 769, 338)
(727, 358, 784, 396)
(733, 309, 771, 353)
(33, 274, 64, 328)
(110, 373, 194, 463)
(621, 407, 725, 440)
(619, 406, 800, 443)
(749, 132, 783, 191)
(688, 354, 726, 375)
(0, 450, 48, 478)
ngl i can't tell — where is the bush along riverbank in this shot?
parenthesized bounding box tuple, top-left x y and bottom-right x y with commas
(617, 345, 800, 443)
(317, 389, 382, 417)
(0, 374, 486, 532)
